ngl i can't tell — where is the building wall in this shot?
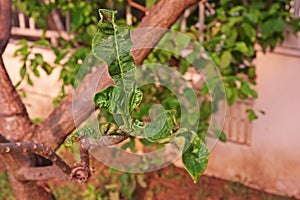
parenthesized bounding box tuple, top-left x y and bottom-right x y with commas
(205, 34, 300, 198)
(3, 41, 62, 120)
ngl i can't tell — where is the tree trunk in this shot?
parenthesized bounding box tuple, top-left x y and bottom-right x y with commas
(0, 1, 55, 199)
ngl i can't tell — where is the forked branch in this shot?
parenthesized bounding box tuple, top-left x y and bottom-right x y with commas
(0, 139, 91, 183)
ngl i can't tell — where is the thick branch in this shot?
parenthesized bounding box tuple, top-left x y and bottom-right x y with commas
(0, 0, 33, 141)
(0, 140, 91, 183)
(132, 0, 202, 65)
(0, 0, 11, 54)
(0, 135, 54, 200)
(0, 58, 34, 141)
(34, 0, 202, 152)
(0, 142, 72, 175)
(16, 165, 68, 181)
(0, 1, 55, 197)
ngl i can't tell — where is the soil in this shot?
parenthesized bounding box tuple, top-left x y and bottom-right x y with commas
(49, 147, 297, 200)
(134, 166, 295, 200)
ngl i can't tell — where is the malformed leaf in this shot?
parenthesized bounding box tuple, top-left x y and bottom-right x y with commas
(180, 131, 209, 183)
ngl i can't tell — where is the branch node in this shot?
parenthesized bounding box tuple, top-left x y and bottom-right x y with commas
(70, 162, 91, 183)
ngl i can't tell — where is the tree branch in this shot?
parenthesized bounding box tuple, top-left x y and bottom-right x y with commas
(0, 142, 72, 174)
(0, 1, 57, 197)
(0, 139, 92, 183)
(0, 0, 34, 142)
(16, 165, 68, 181)
(127, 0, 148, 13)
(0, 134, 55, 200)
(132, 0, 202, 65)
(0, 0, 11, 54)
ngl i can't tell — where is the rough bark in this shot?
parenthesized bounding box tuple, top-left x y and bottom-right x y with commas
(0, 1, 55, 199)
(0, 0, 33, 142)
(132, 0, 201, 65)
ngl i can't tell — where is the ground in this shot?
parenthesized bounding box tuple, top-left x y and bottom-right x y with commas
(0, 146, 296, 200)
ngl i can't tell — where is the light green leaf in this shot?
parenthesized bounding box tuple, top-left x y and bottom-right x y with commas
(220, 51, 232, 68)
(144, 109, 176, 141)
(234, 42, 248, 54)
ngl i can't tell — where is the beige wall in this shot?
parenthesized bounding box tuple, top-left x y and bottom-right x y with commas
(205, 34, 300, 198)
(3, 41, 62, 120)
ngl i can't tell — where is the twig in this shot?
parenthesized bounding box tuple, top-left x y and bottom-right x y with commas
(69, 141, 91, 183)
(127, 0, 148, 13)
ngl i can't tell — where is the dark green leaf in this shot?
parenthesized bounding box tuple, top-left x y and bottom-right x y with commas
(261, 18, 285, 39)
(20, 64, 27, 79)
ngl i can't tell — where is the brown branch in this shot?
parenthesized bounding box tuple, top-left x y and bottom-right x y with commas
(0, 140, 92, 183)
(0, 134, 54, 199)
(0, 1, 55, 197)
(16, 166, 68, 181)
(132, 0, 202, 65)
(0, 0, 34, 142)
(79, 141, 90, 167)
(127, 0, 148, 13)
(0, 142, 72, 175)
(69, 141, 91, 183)
(0, 0, 11, 54)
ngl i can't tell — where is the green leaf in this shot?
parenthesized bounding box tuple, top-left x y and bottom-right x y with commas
(240, 83, 258, 98)
(92, 9, 135, 82)
(246, 109, 258, 121)
(92, 9, 142, 131)
(71, 12, 84, 32)
(94, 86, 114, 111)
(242, 23, 256, 42)
(261, 18, 285, 39)
(41, 63, 54, 75)
(234, 42, 248, 54)
(180, 131, 209, 183)
(26, 74, 33, 86)
(129, 88, 143, 112)
(144, 109, 176, 141)
(214, 129, 227, 142)
(224, 81, 238, 106)
(33, 39, 50, 47)
(220, 51, 232, 68)
(20, 64, 27, 79)
(240, 83, 251, 96)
